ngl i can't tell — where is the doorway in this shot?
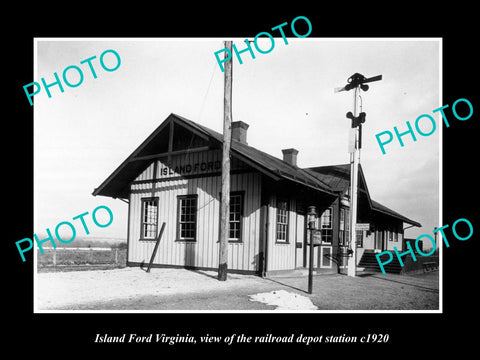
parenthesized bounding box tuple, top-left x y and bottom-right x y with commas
(295, 212, 306, 268)
(374, 229, 385, 252)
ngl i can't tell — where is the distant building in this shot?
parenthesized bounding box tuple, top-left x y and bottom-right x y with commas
(93, 114, 420, 275)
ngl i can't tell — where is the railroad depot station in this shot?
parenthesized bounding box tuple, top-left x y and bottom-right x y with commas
(93, 114, 421, 276)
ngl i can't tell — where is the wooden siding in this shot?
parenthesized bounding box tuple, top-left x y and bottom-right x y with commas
(127, 149, 261, 272)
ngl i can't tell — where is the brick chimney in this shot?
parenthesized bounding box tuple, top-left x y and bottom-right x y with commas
(231, 121, 249, 144)
(282, 148, 299, 167)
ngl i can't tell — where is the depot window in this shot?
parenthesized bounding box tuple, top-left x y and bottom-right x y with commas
(388, 230, 394, 242)
(276, 199, 289, 243)
(177, 195, 198, 241)
(217, 191, 245, 243)
(141, 197, 159, 240)
(229, 192, 244, 242)
(356, 230, 363, 247)
(320, 207, 333, 244)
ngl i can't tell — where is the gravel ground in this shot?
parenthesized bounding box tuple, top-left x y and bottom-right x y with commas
(35, 267, 439, 311)
(36, 267, 269, 310)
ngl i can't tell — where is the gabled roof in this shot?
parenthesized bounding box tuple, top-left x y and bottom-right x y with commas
(304, 164, 372, 202)
(304, 164, 421, 227)
(92, 113, 420, 228)
(303, 164, 351, 192)
(92, 113, 336, 199)
(177, 114, 334, 193)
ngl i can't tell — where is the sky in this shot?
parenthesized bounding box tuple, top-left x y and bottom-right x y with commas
(34, 38, 440, 244)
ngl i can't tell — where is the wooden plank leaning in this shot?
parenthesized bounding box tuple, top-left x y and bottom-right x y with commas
(146, 222, 166, 273)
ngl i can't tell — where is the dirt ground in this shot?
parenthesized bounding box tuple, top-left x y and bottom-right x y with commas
(35, 267, 439, 311)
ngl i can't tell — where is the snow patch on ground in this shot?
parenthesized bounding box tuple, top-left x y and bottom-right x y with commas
(249, 290, 318, 310)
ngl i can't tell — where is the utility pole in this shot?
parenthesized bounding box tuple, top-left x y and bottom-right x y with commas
(218, 40, 233, 281)
(348, 85, 360, 277)
(335, 73, 382, 277)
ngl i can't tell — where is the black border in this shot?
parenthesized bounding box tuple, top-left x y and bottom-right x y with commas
(7, 4, 478, 356)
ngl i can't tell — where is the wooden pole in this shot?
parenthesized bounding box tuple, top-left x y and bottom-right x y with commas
(218, 40, 233, 281)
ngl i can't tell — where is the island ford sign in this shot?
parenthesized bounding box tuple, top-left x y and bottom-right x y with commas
(158, 160, 222, 178)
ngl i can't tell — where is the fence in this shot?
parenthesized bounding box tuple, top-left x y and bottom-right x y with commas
(37, 247, 127, 272)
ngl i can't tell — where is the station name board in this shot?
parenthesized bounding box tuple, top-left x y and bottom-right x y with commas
(159, 160, 222, 177)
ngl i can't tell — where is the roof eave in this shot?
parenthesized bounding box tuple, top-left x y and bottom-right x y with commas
(371, 206, 422, 227)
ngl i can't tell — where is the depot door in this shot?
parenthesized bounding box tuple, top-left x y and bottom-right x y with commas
(295, 213, 306, 268)
(374, 230, 384, 251)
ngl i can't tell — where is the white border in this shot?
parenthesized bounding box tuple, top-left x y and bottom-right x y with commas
(33, 37, 443, 315)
